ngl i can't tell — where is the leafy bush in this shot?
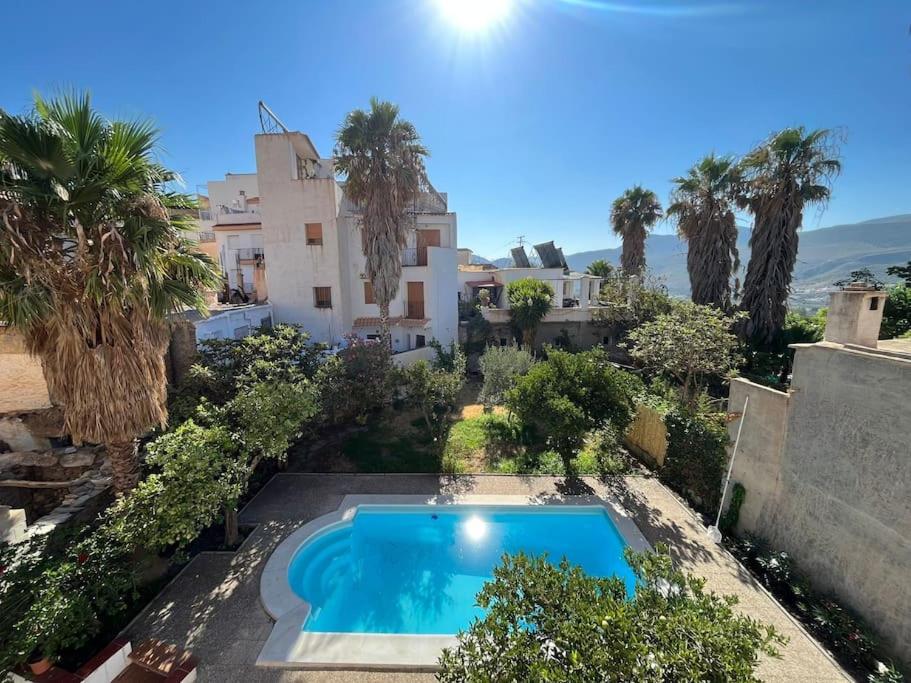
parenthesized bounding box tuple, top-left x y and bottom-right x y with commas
(593, 271, 673, 327)
(0, 528, 137, 671)
(315, 335, 393, 424)
(397, 343, 466, 445)
(478, 344, 535, 408)
(727, 535, 905, 680)
(881, 285, 911, 339)
(626, 301, 744, 405)
(662, 406, 730, 515)
(507, 347, 642, 471)
(229, 379, 318, 464)
(102, 420, 244, 551)
(506, 278, 554, 349)
(169, 323, 323, 425)
(438, 548, 783, 682)
(741, 310, 826, 387)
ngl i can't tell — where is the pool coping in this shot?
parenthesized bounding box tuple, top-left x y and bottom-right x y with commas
(256, 493, 652, 670)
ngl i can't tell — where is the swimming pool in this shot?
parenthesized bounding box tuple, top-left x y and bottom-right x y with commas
(257, 494, 650, 669)
(288, 506, 637, 635)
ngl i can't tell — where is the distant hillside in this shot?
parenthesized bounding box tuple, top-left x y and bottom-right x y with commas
(474, 215, 911, 311)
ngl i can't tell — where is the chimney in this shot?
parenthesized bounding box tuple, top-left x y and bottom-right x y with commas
(823, 283, 888, 348)
(457, 248, 472, 267)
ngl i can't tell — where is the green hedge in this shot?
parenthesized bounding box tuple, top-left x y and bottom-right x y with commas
(662, 407, 729, 516)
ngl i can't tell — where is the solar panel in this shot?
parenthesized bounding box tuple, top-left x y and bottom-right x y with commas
(511, 246, 531, 268)
(534, 241, 563, 269)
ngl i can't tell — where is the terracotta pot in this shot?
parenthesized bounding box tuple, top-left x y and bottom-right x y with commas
(28, 655, 53, 675)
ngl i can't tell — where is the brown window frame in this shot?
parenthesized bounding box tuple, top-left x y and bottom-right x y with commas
(305, 223, 323, 246)
(313, 286, 332, 309)
(364, 281, 375, 305)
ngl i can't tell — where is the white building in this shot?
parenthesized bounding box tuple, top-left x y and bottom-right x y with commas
(201, 127, 459, 357)
(199, 173, 266, 302)
(457, 246, 603, 325)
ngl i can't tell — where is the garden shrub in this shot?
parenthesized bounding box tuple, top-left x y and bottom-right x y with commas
(662, 406, 729, 516)
(507, 347, 642, 471)
(438, 547, 784, 682)
(315, 335, 393, 424)
(478, 344, 535, 408)
(102, 420, 245, 552)
(0, 527, 137, 673)
(397, 343, 466, 445)
(506, 278, 554, 349)
(728, 535, 905, 680)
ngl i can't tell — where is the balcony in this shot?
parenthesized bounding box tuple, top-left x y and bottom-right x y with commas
(198, 231, 216, 243)
(236, 248, 264, 263)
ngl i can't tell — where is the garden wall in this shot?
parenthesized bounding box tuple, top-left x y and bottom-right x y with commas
(726, 344, 911, 663)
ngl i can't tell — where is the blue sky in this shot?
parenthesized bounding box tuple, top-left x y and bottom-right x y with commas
(4, 0, 910, 258)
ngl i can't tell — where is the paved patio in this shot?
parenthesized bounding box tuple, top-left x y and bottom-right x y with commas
(122, 474, 850, 682)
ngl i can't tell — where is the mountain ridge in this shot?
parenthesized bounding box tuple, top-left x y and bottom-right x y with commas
(471, 214, 911, 310)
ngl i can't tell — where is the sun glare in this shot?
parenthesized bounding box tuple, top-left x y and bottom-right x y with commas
(436, 0, 512, 32)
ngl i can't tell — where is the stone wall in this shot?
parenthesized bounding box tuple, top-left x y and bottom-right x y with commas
(726, 344, 911, 663)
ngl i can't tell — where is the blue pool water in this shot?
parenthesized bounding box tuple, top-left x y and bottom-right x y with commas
(287, 506, 637, 634)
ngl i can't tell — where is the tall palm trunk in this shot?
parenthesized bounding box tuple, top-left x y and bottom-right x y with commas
(739, 193, 801, 344)
(379, 301, 392, 349)
(107, 440, 140, 493)
(620, 225, 647, 275)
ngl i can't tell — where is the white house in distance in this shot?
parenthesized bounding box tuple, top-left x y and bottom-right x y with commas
(200, 120, 459, 357)
(198, 173, 267, 302)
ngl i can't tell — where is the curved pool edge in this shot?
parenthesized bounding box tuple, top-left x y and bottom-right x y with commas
(257, 492, 652, 670)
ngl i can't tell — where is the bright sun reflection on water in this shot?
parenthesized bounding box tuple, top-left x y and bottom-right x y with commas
(463, 515, 489, 542)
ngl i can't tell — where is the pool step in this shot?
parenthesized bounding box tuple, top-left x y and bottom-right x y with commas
(297, 530, 353, 598)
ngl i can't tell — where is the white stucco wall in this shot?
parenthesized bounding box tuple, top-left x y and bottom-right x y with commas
(193, 304, 274, 341)
(255, 133, 347, 344)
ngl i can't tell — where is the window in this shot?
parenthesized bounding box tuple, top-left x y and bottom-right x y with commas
(366, 334, 380, 341)
(415, 335, 426, 348)
(364, 281, 375, 305)
(869, 297, 879, 311)
(313, 287, 332, 308)
(305, 223, 323, 246)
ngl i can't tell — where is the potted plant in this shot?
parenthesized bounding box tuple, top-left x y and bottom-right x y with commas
(478, 288, 491, 308)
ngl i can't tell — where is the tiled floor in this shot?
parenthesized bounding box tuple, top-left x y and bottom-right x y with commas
(123, 474, 850, 682)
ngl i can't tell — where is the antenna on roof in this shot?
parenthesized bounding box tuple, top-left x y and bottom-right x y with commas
(258, 101, 289, 134)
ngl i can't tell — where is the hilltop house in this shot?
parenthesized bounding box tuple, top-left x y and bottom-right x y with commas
(457, 244, 607, 349)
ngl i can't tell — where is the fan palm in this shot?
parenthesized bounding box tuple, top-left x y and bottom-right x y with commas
(334, 98, 428, 345)
(610, 186, 662, 276)
(585, 259, 614, 279)
(738, 128, 841, 344)
(0, 92, 220, 493)
(668, 154, 741, 310)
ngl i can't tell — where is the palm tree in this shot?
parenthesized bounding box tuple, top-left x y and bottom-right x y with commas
(585, 259, 614, 279)
(667, 154, 741, 310)
(334, 98, 428, 345)
(738, 128, 841, 344)
(610, 186, 662, 276)
(0, 92, 220, 494)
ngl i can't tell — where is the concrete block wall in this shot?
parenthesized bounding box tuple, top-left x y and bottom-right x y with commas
(726, 346, 911, 664)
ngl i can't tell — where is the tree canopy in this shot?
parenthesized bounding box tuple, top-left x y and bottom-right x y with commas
(610, 186, 662, 275)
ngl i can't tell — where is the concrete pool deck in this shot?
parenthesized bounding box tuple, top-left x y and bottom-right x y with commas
(122, 473, 851, 682)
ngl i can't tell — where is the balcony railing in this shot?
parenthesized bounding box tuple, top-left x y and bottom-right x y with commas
(198, 231, 216, 243)
(405, 300, 425, 319)
(401, 248, 418, 266)
(236, 247, 264, 261)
